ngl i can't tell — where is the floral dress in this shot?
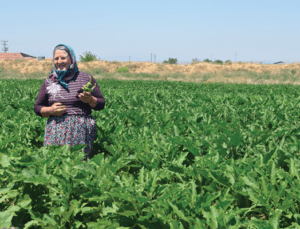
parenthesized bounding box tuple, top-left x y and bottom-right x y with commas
(43, 114, 97, 161)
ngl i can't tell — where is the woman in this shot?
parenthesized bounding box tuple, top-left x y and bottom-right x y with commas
(34, 44, 105, 161)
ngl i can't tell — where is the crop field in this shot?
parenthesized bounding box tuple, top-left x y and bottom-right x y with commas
(2, 78, 300, 228)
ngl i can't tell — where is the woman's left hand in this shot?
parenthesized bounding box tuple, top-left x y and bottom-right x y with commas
(78, 89, 93, 104)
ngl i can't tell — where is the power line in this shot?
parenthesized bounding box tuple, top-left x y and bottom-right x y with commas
(1, 40, 9, 53)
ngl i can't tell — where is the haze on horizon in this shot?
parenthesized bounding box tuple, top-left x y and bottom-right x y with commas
(1, 0, 299, 63)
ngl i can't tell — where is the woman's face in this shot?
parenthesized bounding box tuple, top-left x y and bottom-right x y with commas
(54, 50, 71, 71)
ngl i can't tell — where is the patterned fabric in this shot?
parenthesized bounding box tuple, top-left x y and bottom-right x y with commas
(51, 44, 79, 92)
(43, 113, 97, 161)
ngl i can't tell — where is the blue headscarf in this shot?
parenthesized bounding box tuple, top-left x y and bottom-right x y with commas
(51, 44, 79, 92)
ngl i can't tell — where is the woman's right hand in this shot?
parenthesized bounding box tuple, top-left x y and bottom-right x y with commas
(50, 102, 67, 116)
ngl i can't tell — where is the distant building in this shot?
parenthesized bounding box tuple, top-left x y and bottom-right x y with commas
(0, 53, 52, 61)
(260, 61, 284, 65)
(0, 52, 37, 61)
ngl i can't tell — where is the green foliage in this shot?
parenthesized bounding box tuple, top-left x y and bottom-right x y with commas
(116, 67, 129, 73)
(79, 51, 98, 62)
(214, 60, 223, 64)
(203, 58, 212, 63)
(2, 79, 300, 227)
(291, 69, 296, 75)
(83, 67, 109, 76)
(225, 60, 232, 64)
(163, 58, 178, 64)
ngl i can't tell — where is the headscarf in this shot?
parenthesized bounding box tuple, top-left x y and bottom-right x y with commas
(51, 44, 79, 92)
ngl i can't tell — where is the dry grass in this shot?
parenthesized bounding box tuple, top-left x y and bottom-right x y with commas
(0, 59, 300, 85)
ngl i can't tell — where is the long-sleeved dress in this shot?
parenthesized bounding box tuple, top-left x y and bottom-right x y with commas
(34, 71, 105, 161)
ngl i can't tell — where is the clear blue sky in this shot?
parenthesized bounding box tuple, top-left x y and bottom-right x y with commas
(1, 0, 299, 63)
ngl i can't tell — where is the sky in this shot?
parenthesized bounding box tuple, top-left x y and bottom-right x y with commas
(1, 0, 299, 63)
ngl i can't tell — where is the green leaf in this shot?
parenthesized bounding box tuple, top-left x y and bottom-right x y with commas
(17, 195, 32, 209)
(174, 125, 180, 136)
(289, 158, 299, 179)
(270, 161, 276, 185)
(0, 211, 14, 228)
(202, 207, 218, 229)
(42, 214, 57, 225)
(229, 131, 241, 147)
(168, 201, 190, 224)
(263, 148, 277, 165)
(24, 220, 40, 228)
(190, 179, 197, 208)
(81, 206, 99, 214)
(92, 153, 104, 165)
(209, 171, 230, 188)
(0, 153, 10, 167)
(193, 218, 206, 229)
(270, 209, 282, 229)
(70, 144, 87, 153)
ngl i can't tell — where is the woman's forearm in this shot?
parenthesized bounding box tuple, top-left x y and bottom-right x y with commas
(40, 106, 52, 118)
(40, 97, 96, 118)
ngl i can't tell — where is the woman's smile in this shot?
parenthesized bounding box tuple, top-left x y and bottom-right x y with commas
(57, 64, 66, 70)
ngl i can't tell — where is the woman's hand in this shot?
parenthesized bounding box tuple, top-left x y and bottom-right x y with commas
(50, 102, 67, 116)
(78, 89, 93, 104)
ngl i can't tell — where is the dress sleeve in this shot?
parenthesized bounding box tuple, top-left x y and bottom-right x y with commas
(90, 75, 105, 111)
(34, 80, 49, 117)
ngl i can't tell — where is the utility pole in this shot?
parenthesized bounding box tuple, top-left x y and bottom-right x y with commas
(151, 53, 152, 63)
(154, 54, 156, 62)
(1, 40, 9, 53)
(235, 52, 237, 62)
(129, 56, 130, 61)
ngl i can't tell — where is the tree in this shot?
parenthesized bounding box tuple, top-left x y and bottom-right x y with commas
(80, 51, 98, 62)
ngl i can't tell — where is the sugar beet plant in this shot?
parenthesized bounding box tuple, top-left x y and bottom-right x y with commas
(2, 79, 300, 228)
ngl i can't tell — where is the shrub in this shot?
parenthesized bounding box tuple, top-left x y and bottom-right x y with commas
(80, 51, 98, 62)
(203, 58, 212, 63)
(116, 67, 129, 73)
(191, 58, 200, 65)
(126, 64, 140, 69)
(225, 60, 232, 65)
(95, 67, 109, 74)
(163, 58, 177, 64)
(291, 69, 296, 75)
(214, 60, 223, 64)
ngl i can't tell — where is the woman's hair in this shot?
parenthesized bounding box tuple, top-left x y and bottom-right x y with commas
(53, 45, 72, 62)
